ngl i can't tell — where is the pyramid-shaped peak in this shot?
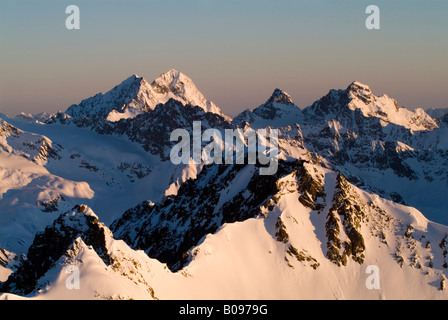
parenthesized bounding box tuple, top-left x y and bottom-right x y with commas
(122, 73, 144, 83)
(163, 69, 182, 78)
(346, 81, 372, 93)
(151, 69, 199, 94)
(267, 88, 294, 104)
(129, 73, 142, 79)
(116, 73, 149, 91)
(148, 69, 227, 117)
(152, 69, 191, 85)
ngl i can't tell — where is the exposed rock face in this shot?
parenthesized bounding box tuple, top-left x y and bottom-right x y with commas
(1, 205, 111, 295)
(0, 249, 18, 268)
(95, 99, 232, 161)
(325, 173, 366, 266)
(111, 160, 300, 270)
(295, 163, 326, 211)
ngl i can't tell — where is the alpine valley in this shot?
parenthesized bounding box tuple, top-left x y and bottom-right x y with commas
(0, 70, 447, 300)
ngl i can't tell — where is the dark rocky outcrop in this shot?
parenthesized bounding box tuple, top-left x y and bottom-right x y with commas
(1, 205, 112, 295)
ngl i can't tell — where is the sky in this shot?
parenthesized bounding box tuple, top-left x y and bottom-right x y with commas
(1, 0, 447, 117)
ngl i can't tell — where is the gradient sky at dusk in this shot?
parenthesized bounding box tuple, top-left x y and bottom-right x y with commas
(1, 0, 447, 117)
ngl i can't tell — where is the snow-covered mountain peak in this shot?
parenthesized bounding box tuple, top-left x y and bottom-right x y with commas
(233, 88, 301, 129)
(122, 73, 141, 83)
(347, 81, 371, 92)
(267, 88, 294, 105)
(151, 69, 197, 100)
(349, 93, 437, 131)
(346, 81, 392, 108)
(65, 73, 152, 120)
(13, 112, 53, 124)
(304, 81, 438, 131)
(121, 74, 152, 92)
(151, 69, 183, 91)
(129, 73, 141, 79)
(68, 204, 98, 220)
(151, 69, 227, 118)
(0, 205, 160, 299)
(346, 81, 374, 104)
(64, 70, 228, 122)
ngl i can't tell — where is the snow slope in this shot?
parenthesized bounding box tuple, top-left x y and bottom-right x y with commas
(2, 164, 447, 300)
(0, 114, 205, 262)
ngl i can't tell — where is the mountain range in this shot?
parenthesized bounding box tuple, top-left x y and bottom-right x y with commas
(0, 69, 447, 299)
